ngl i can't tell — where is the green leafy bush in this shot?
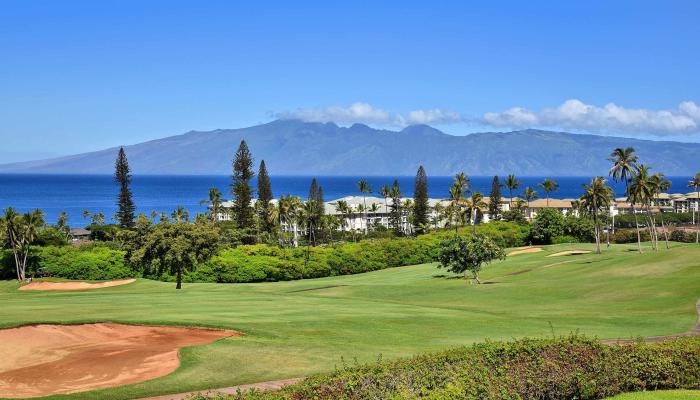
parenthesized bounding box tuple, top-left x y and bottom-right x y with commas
(612, 229, 651, 244)
(219, 336, 700, 400)
(530, 208, 565, 244)
(35, 245, 131, 280)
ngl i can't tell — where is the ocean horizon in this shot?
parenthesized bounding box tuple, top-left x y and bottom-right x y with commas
(0, 174, 694, 224)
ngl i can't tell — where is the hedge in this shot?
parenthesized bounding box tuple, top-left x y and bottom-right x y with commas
(209, 336, 700, 400)
(186, 222, 530, 283)
(34, 245, 132, 280)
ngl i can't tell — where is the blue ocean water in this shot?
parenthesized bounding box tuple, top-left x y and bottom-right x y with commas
(0, 174, 692, 224)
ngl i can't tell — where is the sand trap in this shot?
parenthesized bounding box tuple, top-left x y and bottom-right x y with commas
(18, 278, 136, 291)
(547, 250, 592, 257)
(507, 247, 543, 256)
(0, 323, 239, 398)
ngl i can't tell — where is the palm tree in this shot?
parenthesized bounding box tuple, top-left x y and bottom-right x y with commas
(539, 178, 558, 207)
(524, 187, 538, 219)
(379, 184, 391, 229)
(432, 202, 445, 229)
(150, 210, 158, 220)
(357, 179, 372, 234)
(629, 165, 656, 251)
(505, 174, 520, 207)
(200, 187, 223, 222)
(609, 147, 642, 252)
(465, 191, 487, 234)
(448, 183, 463, 233)
(401, 199, 414, 236)
(689, 172, 700, 244)
(580, 177, 613, 254)
(91, 212, 105, 225)
(171, 206, 189, 222)
(651, 173, 671, 249)
(278, 195, 301, 246)
(2, 208, 45, 281)
(81, 209, 90, 221)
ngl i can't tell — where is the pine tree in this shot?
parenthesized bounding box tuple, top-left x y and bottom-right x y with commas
(231, 140, 255, 229)
(115, 147, 135, 228)
(413, 166, 429, 235)
(257, 160, 274, 233)
(489, 175, 502, 221)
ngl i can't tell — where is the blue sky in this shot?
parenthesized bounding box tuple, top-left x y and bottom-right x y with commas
(1, 1, 699, 162)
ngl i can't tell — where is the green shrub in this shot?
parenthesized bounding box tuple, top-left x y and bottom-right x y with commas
(530, 208, 565, 244)
(552, 235, 580, 244)
(220, 336, 700, 400)
(34, 245, 132, 280)
(670, 230, 698, 243)
(612, 229, 651, 244)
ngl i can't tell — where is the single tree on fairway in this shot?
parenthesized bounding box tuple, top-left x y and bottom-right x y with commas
(437, 235, 505, 283)
(505, 174, 520, 207)
(539, 178, 559, 207)
(488, 176, 502, 220)
(580, 177, 613, 254)
(231, 140, 255, 229)
(629, 164, 657, 251)
(609, 147, 642, 252)
(257, 160, 274, 234)
(413, 166, 430, 235)
(115, 147, 136, 228)
(128, 221, 220, 289)
(688, 172, 700, 244)
(357, 179, 372, 234)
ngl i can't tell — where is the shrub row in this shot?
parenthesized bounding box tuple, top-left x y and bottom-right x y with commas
(185, 222, 529, 283)
(212, 336, 700, 400)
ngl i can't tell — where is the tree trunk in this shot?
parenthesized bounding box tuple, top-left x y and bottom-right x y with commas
(176, 268, 182, 289)
(659, 212, 670, 249)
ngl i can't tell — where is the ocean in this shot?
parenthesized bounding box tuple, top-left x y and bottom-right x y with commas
(0, 174, 693, 224)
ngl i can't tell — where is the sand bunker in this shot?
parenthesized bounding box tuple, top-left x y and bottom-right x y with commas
(18, 278, 136, 291)
(0, 323, 239, 398)
(507, 247, 543, 256)
(547, 250, 592, 257)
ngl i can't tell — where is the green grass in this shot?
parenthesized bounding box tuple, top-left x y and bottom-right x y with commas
(606, 390, 700, 399)
(1, 242, 699, 399)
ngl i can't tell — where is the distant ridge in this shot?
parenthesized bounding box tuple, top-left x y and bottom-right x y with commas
(1, 119, 698, 176)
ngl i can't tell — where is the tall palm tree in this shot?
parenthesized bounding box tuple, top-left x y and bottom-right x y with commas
(650, 173, 671, 249)
(91, 212, 105, 225)
(432, 203, 445, 229)
(688, 172, 700, 244)
(200, 187, 223, 222)
(505, 174, 520, 207)
(524, 187, 538, 219)
(580, 177, 613, 254)
(401, 199, 414, 236)
(357, 179, 372, 235)
(465, 191, 487, 234)
(150, 210, 158, 220)
(379, 184, 391, 229)
(448, 183, 463, 233)
(81, 209, 90, 221)
(539, 178, 559, 207)
(278, 195, 301, 246)
(629, 164, 656, 251)
(609, 147, 642, 252)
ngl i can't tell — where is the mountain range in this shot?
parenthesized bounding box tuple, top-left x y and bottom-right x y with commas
(1, 119, 698, 176)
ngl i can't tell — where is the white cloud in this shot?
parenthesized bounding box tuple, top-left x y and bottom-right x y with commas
(482, 99, 700, 136)
(276, 103, 463, 127)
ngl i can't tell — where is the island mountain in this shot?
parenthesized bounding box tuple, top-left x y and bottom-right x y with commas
(1, 119, 698, 176)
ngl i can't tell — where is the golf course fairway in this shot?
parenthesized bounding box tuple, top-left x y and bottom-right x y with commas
(0, 242, 698, 399)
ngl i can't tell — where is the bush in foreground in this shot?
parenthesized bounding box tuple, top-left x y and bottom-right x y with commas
(206, 336, 700, 400)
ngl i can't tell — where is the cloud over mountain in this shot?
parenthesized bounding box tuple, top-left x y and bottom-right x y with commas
(275, 103, 463, 127)
(482, 99, 700, 136)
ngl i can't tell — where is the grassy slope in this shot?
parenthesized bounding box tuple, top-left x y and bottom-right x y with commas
(0, 242, 698, 399)
(607, 391, 700, 399)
